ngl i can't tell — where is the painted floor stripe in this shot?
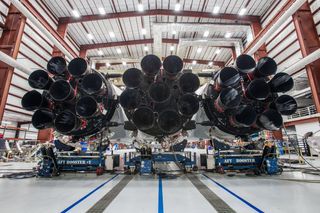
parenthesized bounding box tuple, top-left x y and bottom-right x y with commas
(202, 174, 264, 213)
(158, 176, 164, 213)
(187, 174, 235, 213)
(61, 174, 119, 213)
(86, 175, 134, 213)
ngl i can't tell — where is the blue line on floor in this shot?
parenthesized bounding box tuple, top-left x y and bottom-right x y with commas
(158, 175, 164, 213)
(61, 174, 119, 213)
(202, 174, 264, 213)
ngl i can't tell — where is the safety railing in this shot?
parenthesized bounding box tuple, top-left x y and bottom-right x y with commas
(286, 105, 317, 120)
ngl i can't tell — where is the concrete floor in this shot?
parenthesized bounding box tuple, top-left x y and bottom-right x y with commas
(0, 162, 320, 213)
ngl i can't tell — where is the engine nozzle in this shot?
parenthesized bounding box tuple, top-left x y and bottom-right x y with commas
(21, 90, 50, 111)
(28, 70, 53, 90)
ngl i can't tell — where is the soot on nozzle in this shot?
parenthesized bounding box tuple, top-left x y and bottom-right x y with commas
(123, 68, 143, 88)
(81, 73, 105, 95)
(140, 54, 162, 76)
(55, 110, 81, 134)
(230, 105, 257, 127)
(68, 57, 89, 77)
(132, 107, 154, 130)
(269, 72, 294, 93)
(178, 94, 200, 116)
(47, 56, 67, 75)
(76, 96, 100, 118)
(158, 110, 182, 134)
(28, 70, 53, 90)
(49, 80, 75, 101)
(32, 109, 55, 129)
(235, 54, 256, 74)
(21, 90, 50, 111)
(163, 55, 184, 76)
(179, 72, 200, 93)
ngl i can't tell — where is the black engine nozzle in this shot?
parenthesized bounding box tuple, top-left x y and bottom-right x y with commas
(28, 69, 53, 90)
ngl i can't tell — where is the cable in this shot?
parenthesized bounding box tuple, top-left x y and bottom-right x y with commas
(282, 127, 320, 172)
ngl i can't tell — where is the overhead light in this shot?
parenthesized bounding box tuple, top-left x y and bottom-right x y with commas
(192, 60, 197, 65)
(208, 61, 213, 66)
(98, 7, 106, 15)
(144, 46, 149, 51)
(213, 6, 220, 14)
(197, 48, 202, 53)
(225, 32, 232, 38)
(98, 50, 103, 55)
(72, 10, 80, 18)
(172, 30, 177, 35)
(138, 3, 144, 12)
(141, 28, 147, 35)
(106, 63, 111, 67)
(109, 32, 115, 38)
(215, 48, 221, 55)
(122, 61, 127, 65)
(87, 33, 94, 40)
(239, 8, 247, 16)
(116, 48, 122, 54)
(170, 45, 175, 51)
(175, 3, 181, 11)
(203, 31, 209, 37)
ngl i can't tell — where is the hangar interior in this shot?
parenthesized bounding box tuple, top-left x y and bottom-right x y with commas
(0, 0, 320, 212)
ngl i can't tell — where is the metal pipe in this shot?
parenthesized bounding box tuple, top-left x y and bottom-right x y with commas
(11, 0, 74, 59)
(284, 48, 320, 75)
(0, 50, 31, 74)
(246, 0, 307, 55)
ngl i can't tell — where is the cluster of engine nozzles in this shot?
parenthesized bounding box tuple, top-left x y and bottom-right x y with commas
(21, 56, 116, 135)
(120, 55, 200, 136)
(202, 54, 297, 135)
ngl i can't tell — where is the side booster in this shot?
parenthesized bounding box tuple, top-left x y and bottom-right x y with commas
(200, 54, 297, 137)
(21, 57, 118, 137)
(120, 54, 200, 137)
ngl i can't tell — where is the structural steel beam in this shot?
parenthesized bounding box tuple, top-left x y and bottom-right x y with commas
(0, 5, 26, 121)
(52, 22, 68, 56)
(95, 59, 225, 69)
(59, 9, 260, 25)
(293, 2, 320, 112)
(80, 38, 233, 51)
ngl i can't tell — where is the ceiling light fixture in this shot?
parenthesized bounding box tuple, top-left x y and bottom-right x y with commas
(122, 61, 127, 65)
(213, 6, 220, 14)
(197, 48, 202, 53)
(225, 32, 232, 38)
(109, 32, 115, 38)
(138, 3, 144, 12)
(98, 50, 103, 55)
(175, 3, 181, 11)
(98, 7, 106, 15)
(170, 45, 175, 51)
(192, 60, 197, 65)
(106, 63, 111, 67)
(208, 61, 213, 66)
(141, 28, 147, 35)
(116, 48, 122, 54)
(144, 46, 149, 51)
(172, 30, 177, 35)
(239, 8, 247, 16)
(87, 33, 94, 40)
(203, 31, 209, 37)
(72, 10, 80, 18)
